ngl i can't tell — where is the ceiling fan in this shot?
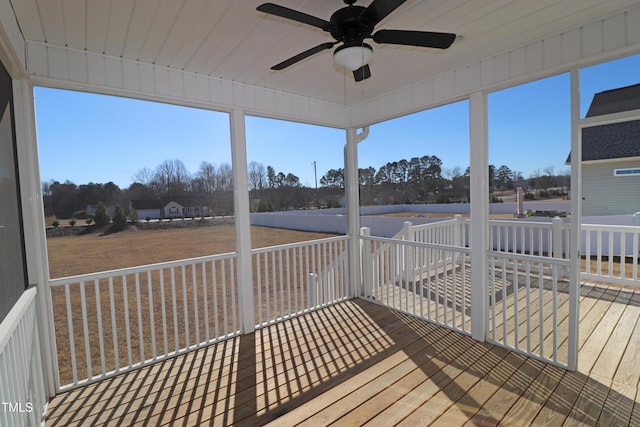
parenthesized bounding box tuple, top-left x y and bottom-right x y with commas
(257, 0, 457, 82)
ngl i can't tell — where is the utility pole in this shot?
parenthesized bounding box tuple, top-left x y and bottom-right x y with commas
(313, 160, 318, 190)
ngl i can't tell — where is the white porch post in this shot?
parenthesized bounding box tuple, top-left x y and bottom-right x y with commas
(13, 78, 58, 396)
(230, 109, 255, 333)
(469, 91, 489, 342)
(567, 68, 581, 371)
(345, 127, 361, 297)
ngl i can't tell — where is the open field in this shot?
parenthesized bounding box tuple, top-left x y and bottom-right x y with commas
(46, 224, 336, 279)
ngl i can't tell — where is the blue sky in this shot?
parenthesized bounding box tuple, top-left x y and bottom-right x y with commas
(34, 53, 640, 189)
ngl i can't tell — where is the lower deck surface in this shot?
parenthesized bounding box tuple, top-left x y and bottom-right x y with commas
(46, 286, 640, 426)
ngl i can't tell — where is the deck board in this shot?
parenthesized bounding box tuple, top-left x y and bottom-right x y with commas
(46, 284, 640, 426)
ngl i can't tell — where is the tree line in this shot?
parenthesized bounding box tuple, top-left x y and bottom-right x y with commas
(42, 157, 569, 219)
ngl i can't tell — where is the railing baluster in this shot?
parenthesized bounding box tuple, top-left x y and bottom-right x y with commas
(121, 275, 132, 369)
(525, 263, 531, 353)
(64, 284, 78, 384)
(256, 252, 263, 325)
(170, 267, 178, 352)
(294, 246, 299, 314)
(159, 269, 167, 357)
(108, 277, 119, 371)
(148, 271, 157, 360)
(135, 273, 144, 363)
(230, 257, 237, 333)
(79, 281, 92, 379)
(512, 258, 519, 350)
(180, 266, 189, 349)
(597, 231, 603, 276)
(608, 231, 614, 277)
(552, 263, 558, 363)
(221, 259, 228, 335)
(277, 249, 284, 312)
(201, 262, 209, 342)
(501, 257, 508, 345)
(95, 279, 105, 375)
(212, 260, 219, 339)
(633, 233, 639, 281)
(538, 262, 544, 359)
(192, 264, 200, 345)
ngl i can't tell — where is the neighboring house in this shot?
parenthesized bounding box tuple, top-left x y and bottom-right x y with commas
(567, 83, 640, 216)
(130, 199, 163, 220)
(131, 196, 210, 220)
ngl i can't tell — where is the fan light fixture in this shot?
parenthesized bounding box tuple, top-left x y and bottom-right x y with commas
(333, 43, 373, 71)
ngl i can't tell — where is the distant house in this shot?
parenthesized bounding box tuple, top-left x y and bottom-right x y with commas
(567, 83, 640, 216)
(131, 196, 210, 220)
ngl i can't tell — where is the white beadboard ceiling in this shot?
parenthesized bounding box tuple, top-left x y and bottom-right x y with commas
(9, 0, 640, 107)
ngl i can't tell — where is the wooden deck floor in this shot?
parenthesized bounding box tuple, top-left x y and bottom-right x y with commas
(46, 284, 640, 426)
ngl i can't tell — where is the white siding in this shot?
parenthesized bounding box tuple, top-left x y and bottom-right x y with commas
(0, 0, 26, 76)
(24, 42, 349, 129)
(583, 160, 640, 216)
(137, 208, 160, 220)
(351, 5, 640, 127)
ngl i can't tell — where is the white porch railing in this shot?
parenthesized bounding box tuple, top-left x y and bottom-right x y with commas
(253, 236, 350, 327)
(582, 223, 640, 287)
(48, 252, 240, 391)
(487, 251, 572, 367)
(405, 215, 639, 288)
(361, 231, 472, 335)
(47, 236, 351, 391)
(0, 288, 48, 426)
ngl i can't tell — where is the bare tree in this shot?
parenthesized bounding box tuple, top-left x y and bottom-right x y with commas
(248, 161, 266, 191)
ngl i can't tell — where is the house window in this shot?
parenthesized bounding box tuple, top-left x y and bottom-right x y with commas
(614, 168, 640, 176)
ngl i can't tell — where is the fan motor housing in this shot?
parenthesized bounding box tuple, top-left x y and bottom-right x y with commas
(329, 6, 373, 43)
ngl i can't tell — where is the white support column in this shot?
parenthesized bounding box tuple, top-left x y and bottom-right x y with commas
(469, 91, 489, 342)
(345, 127, 361, 297)
(230, 109, 255, 333)
(567, 68, 581, 371)
(13, 78, 57, 396)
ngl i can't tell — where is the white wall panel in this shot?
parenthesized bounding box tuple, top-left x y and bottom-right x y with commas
(169, 70, 184, 99)
(543, 35, 563, 69)
(525, 42, 543, 73)
(47, 46, 68, 81)
(561, 28, 581, 63)
(454, 68, 468, 96)
(480, 58, 494, 87)
(123, 61, 140, 92)
(68, 49, 87, 83)
(351, 6, 640, 127)
(153, 67, 170, 96)
(494, 52, 510, 82)
(628, 9, 640, 45)
(509, 48, 526, 79)
(87, 54, 106, 86)
(139, 63, 155, 94)
(27, 43, 48, 77)
(466, 63, 482, 92)
(105, 57, 123, 89)
(0, 0, 26, 74)
(582, 21, 603, 58)
(603, 14, 626, 51)
(434, 72, 454, 101)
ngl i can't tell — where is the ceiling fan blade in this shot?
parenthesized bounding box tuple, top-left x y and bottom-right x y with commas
(271, 42, 336, 70)
(373, 29, 456, 49)
(353, 64, 371, 82)
(257, 3, 331, 31)
(360, 0, 407, 25)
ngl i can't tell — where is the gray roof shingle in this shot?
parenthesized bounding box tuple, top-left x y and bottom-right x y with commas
(566, 83, 640, 163)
